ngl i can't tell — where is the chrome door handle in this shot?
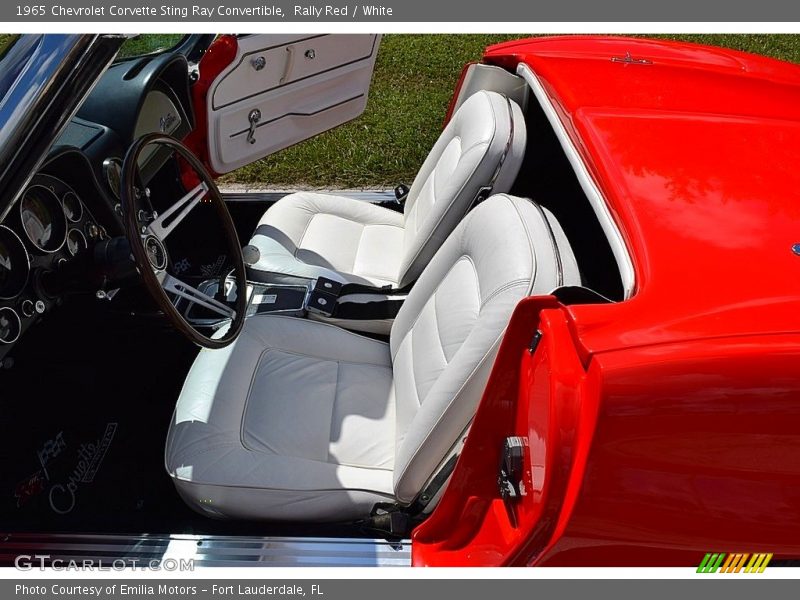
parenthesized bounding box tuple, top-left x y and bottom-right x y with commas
(280, 45, 295, 84)
(247, 109, 261, 145)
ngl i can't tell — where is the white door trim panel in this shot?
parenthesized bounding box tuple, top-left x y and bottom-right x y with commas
(207, 34, 380, 174)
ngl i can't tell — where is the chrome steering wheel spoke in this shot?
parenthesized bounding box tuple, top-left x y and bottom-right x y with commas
(147, 182, 208, 241)
(160, 272, 235, 319)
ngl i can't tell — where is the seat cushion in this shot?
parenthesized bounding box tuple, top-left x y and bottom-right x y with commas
(165, 315, 397, 521)
(249, 192, 405, 286)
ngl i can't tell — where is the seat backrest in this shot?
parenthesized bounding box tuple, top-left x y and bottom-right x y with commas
(389, 194, 581, 503)
(397, 90, 527, 288)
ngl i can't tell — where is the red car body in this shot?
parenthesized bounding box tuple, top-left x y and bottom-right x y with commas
(412, 36, 800, 566)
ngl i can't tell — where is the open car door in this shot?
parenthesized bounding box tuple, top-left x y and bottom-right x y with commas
(204, 34, 380, 174)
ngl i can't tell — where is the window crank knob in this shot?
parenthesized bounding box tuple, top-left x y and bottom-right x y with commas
(251, 56, 266, 71)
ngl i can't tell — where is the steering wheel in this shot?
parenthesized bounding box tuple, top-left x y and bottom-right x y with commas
(121, 133, 247, 349)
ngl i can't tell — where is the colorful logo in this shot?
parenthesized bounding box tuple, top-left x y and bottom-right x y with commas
(697, 553, 773, 573)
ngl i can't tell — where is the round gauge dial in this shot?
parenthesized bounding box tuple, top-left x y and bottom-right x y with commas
(0, 307, 21, 344)
(62, 191, 83, 223)
(0, 225, 29, 300)
(19, 186, 67, 253)
(103, 158, 123, 200)
(66, 229, 88, 257)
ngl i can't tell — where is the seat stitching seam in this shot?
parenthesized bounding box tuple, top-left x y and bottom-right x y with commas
(251, 346, 393, 369)
(293, 213, 403, 258)
(175, 478, 396, 495)
(327, 360, 341, 463)
(303, 213, 404, 233)
(407, 328, 422, 407)
(250, 314, 391, 347)
(506, 195, 538, 295)
(170, 442, 243, 467)
(460, 139, 492, 155)
(294, 213, 318, 255)
(429, 293, 450, 366)
(350, 223, 368, 276)
(403, 133, 461, 218)
(399, 254, 480, 336)
(240, 345, 278, 453)
(480, 278, 531, 310)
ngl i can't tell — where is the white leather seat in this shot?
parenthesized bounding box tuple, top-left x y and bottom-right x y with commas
(165, 195, 580, 521)
(247, 90, 527, 288)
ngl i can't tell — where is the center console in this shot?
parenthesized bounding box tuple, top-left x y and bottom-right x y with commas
(179, 277, 309, 331)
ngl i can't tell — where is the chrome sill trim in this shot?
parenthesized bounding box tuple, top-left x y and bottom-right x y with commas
(221, 190, 396, 204)
(0, 533, 411, 567)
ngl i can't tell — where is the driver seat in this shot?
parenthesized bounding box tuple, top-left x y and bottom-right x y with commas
(165, 194, 580, 521)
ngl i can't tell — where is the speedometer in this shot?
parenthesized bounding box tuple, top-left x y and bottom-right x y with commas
(19, 185, 67, 253)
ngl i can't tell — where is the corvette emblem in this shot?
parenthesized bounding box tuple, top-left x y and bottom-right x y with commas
(159, 112, 178, 133)
(611, 51, 653, 65)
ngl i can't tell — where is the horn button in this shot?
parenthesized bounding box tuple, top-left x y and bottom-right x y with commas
(144, 235, 168, 270)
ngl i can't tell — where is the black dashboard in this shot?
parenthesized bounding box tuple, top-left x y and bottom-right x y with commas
(0, 173, 106, 359)
(0, 49, 196, 364)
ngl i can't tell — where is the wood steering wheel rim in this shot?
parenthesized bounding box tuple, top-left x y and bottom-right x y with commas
(121, 133, 247, 349)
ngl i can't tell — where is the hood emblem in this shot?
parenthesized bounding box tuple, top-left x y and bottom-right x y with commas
(611, 52, 653, 66)
(792, 244, 800, 256)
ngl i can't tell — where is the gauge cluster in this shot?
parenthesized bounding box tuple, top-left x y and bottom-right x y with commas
(0, 173, 106, 362)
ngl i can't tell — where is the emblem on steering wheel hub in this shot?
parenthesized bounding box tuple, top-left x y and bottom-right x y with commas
(144, 235, 167, 270)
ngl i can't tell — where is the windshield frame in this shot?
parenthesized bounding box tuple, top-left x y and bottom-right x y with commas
(0, 34, 124, 220)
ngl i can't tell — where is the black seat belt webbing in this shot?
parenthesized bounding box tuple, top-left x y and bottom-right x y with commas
(306, 277, 414, 320)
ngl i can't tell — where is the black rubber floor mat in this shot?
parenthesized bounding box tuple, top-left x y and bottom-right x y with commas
(0, 296, 198, 533)
(0, 293, 370, 539)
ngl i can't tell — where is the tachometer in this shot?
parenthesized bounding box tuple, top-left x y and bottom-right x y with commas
(0, 225, 29, 300)
(19, 185, 67, 253)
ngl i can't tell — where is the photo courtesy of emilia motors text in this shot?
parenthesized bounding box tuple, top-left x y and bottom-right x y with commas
(2, 0, 800, 595)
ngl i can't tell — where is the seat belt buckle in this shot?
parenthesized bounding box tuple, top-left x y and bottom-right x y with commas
(393, 184, 410, 205)
(470, 186, 492, 211)
(305, 277, 343, 317)
(313, 277, 343, 296)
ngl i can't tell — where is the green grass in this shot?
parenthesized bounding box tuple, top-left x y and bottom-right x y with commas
(0, 34, 17, 56)
(225, 34, 800, 188)
(227, 35, 523, 188)
(3, 33, 800, 188)
(116, 34, 185, 60)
